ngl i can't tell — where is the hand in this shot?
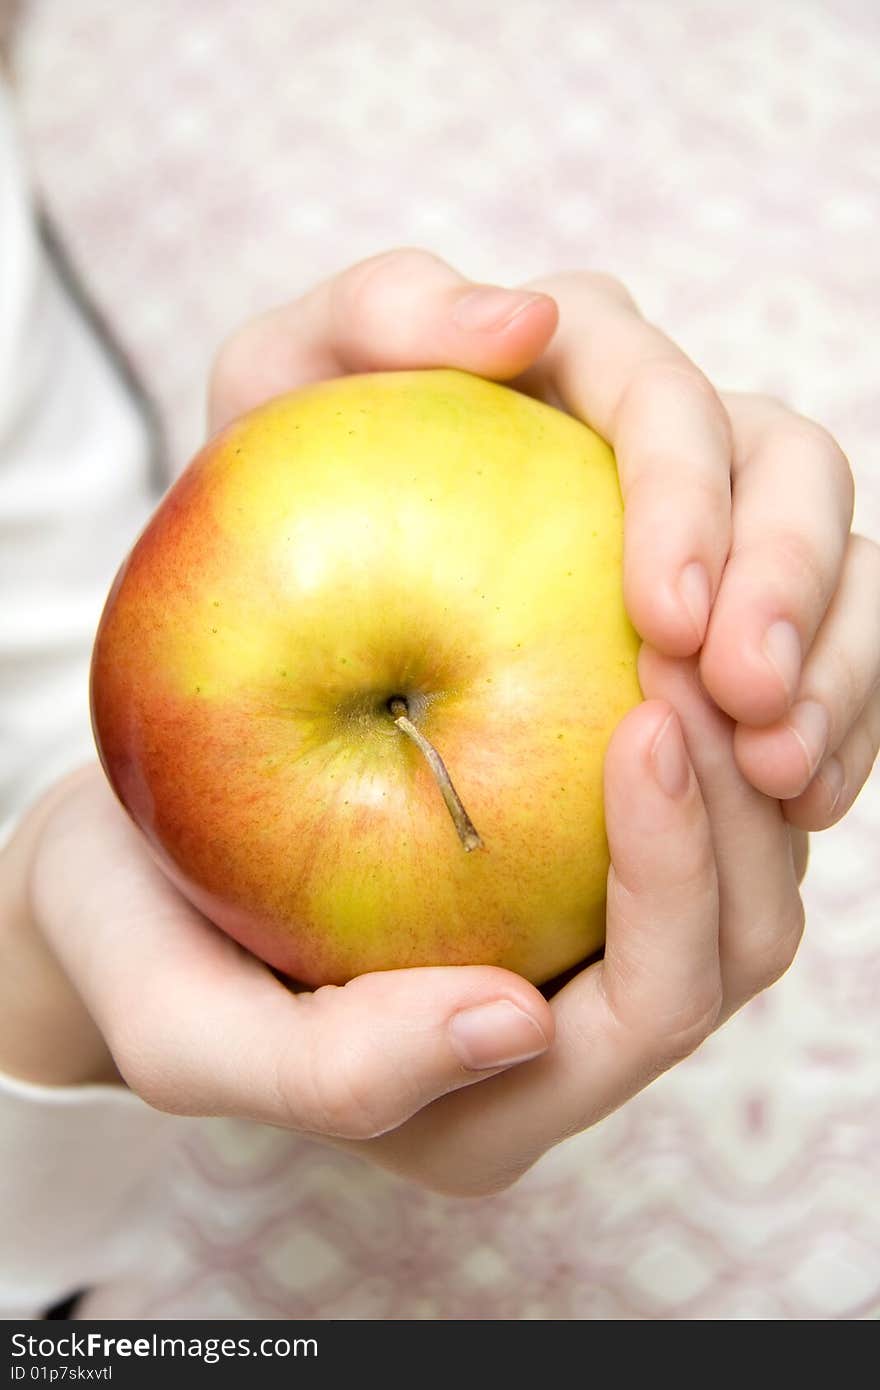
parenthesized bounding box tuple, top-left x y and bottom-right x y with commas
(211, 249, 880, 825)
(5, 249, 876, 1199)
(26, 663, 804, 1195)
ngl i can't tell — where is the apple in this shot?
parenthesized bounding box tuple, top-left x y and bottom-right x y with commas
(90, 368, 642, 987)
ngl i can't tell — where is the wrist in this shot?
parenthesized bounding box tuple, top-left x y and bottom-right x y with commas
(0, 766, 121, 1087)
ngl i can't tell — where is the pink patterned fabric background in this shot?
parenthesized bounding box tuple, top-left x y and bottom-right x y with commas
(9, 0, 880, 1319)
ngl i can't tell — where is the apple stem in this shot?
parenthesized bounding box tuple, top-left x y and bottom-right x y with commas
(389, 698, 484, 853)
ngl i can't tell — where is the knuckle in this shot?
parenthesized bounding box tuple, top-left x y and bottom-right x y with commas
(796, 415, 851, 467)
(819, 641, 862, 726)
(207, 316, 269, 419)
(769, 417, 855, 515)
(840, 699, 880, 796)
(751, 898, 807, 992)
(808, 426, 855, 515)
(586, 269, 633, 305)
(207, 337, 242, 415)
(647, 992, 723, 1068)
(735, 526, 827, 614)
(773, 529, 827, 605)
(739, 390, 789, 413)
(623, 460, 731, 518)
(580, 270, 639, 308)
(416, 1159, 532, 1199)
(723, 390, 810, 440)
(335, 246, 446, 317)
(850, 530, 880, 578)
(617, 356, 730, 443)
(522, 269, 639, 311)
(602, 921, 723, 1069)
(298, 1040, 392, 1141)
(105, 1016, 181, 1114)
(609, 847, 719, 922)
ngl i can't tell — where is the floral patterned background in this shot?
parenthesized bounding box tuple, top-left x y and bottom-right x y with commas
(8, 0, 880, 1319)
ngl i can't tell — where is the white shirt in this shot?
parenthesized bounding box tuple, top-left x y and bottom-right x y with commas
(0, 74, 179, 1319)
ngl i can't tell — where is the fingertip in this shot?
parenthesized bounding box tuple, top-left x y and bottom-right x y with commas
(448, 287, 558, 377)
(447, 998, 550, 1071)
(456, 966, 557, 1055)
(357, 964, 555, 1055)
(450, 286, 556, 334)
(604, 696, 681, 794)
(733, 700, 830, 801)
(732, 722, 800, 798)
(600, 697, 719, 1023)
(624, 584, 703, 657)
(624, 555, 715, 659)
(699, 641, 797, 729)
(649, 708, 693, 800)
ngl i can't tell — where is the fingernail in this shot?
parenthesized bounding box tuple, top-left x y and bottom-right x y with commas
(787, 700, 830, 780)
(452, 287, 545, 332)
(678, 562, 711, 643)
(819, 755, 845, 816)
(650, 712, 691, 798)
(762, 620, 801, 702)
(448, 999, 549, 1071)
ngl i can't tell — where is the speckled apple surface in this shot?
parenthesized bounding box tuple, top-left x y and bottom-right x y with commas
(12, 0, 880, 1321)
(91, 370, 641, 986)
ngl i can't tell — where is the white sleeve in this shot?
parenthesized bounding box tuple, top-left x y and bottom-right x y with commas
(0, 1071, 179, 1320)
(0, 78, 174, 1317)
(0, 72, 160, 842)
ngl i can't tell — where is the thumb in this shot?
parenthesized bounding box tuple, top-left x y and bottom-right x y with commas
(209, 246, 559, 432)
(34, 767, 553, 1140)
(270, 967, 555, 1139)
(111, 950, 554, 1141)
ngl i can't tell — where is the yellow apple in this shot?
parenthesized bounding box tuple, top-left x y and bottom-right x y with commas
(90, 368, 642, 987)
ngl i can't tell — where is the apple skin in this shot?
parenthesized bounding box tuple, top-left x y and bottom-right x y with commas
(90, 368, 642, 987)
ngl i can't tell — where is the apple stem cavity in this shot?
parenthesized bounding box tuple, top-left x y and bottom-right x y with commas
(388, 697, 484, 853)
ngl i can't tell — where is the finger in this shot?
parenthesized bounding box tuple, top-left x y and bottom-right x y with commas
(514, 271, 733, 657)
(733, 532, 880, 798)
(783, 684, 880, 830)
(637, 647, 805, 1016)
(208, 247, 558, 431)
(358, 698, 723, 1195)
(35, 769, 554, 1140)
(596, 699, 721, 1044)
(701, 393, 855, 727)
(366, 666, 806, 1196)
(790, 825, 810, 883)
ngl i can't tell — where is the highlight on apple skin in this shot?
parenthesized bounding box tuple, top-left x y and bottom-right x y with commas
(90, 368, 642, 987)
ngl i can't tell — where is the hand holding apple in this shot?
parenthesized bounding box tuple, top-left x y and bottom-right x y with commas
(90, 367, 643, 986)
(6, 251, 876, 1200)
(206, 250, 878, 826)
